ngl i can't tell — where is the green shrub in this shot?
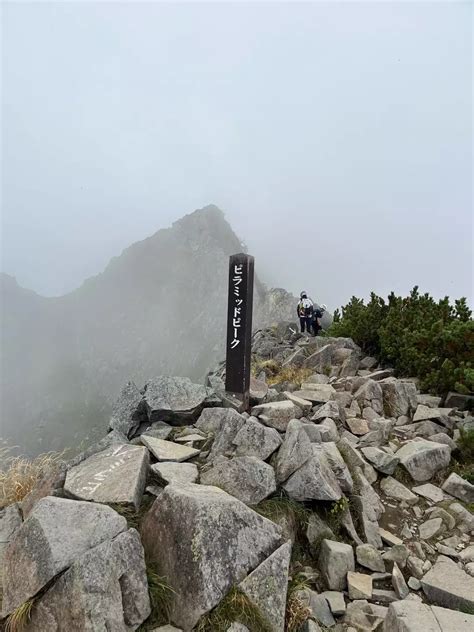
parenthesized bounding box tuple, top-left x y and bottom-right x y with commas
(329, 287, 473, 396)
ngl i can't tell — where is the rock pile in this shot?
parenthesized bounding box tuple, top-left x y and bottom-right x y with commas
(1, 325, 473, 631)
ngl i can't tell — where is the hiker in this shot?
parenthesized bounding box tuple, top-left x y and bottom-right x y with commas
(297, 291, 314, 333)
(312, 303, 327, 336)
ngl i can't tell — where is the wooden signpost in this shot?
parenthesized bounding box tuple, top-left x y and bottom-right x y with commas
(225, 253, 254, 409)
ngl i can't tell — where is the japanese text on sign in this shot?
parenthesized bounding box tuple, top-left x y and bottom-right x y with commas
(230, 263, 244, 349)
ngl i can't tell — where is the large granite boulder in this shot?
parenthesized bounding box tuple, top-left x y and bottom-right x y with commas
(353, 380, 384, 416)
(2, 497, 127, 615)
(442, 472, 474, 503)
(274, 419, 313, 483)
(24, 528, 150, 631)
(318, 539, 355, 590)
(143, 376, 215, 424)
(232, 417, 282, 460)
(141, 436, 200, 462)
(282, 444, 342, 501)
(151, 462, 199, 485)
(380, 378, 418, 417)
(251, 400, 303, 431)
(396, 440, 451, 481)
(421, 555, 474, 611)
(64, 444, 149, 509)
(206, 410, 247, 460)
(140, 483, 283, 631)
(108, 381, 145, 437)
(200, 456, 276, 505)
(385, 600, 474, 632)
(238, 541, 291, 632)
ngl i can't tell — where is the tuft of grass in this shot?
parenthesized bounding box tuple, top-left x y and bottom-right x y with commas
(285, 574, 311, 632)
(392, 465, 414, 487)
(110, 495, 155, 531)
(254, 494, 310, 531)
(5, 599, 35, 632)
(0, 445, 65, 509)
(251, 358, 313, 388)
(195, 586, 272, 632)
(137, 566, 175, 630)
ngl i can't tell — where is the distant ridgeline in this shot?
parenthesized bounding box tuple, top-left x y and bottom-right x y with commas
(1, 205, 296, 455)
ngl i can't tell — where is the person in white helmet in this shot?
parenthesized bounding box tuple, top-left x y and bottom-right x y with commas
(297, 291, 314, 333)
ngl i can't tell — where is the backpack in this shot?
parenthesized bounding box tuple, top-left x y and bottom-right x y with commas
(299, 298, 313, 317)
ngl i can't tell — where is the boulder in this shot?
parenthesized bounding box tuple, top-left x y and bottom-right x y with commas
(151, 462, 199, 485)
(318, 539, 355, 590)
(207, 410, 246, 460)
(284, 391, 313, 415)
(442, 472, 474, 504)
(321, 442, 354, 493)
(311, 400, 345, 423)
(141, 436, 200, 462)
(392, 562, 409, 599)
(380, 477, 418, 505)
(282, 444, 342, 501)
(0, 503, 22, 570)
(140, 483, 283, 630)
(141, 421, 173, 441)
(318, 417, 340, 442)
(361, 447, 399, 475)
(296, 589, 335, 628)
(320, 590, 346, 616)
(413, 405, 453, 423)
(293, 385, 336, 403)
(419, 518, 444, 540)
(303, 344, 333, 371)
(2, 497, 127, 615)
(238, 541, 291, 632)
(380, 378, 418, 417)
(306, 513, 336, 553)
(232, 417, 281, 460)
(195, 407, 242, 434)
(421, 555, 474, 611)
(412, 483, 445, 503)
(353, 380, 384, 416)
(274, 419, 313, 483)
(444, 392, 474, 410)
(344, 600, 388, 631)
(64, 444, 148, 510)
(348, 571, 373, 600)
(21, 461, 67, 518)
(200, 456, 276, 505)
(251, 400, 302, 431)
(109, 380, 145, 437)
(384, 601, 446, 632)
(417, 394, 443, 409)
(24, 529, 150, 631)
(346, 417, 370, 435)
(396, 440, 451, 481)
(356, 544, 385, 573)
(249, 377, 268, 403)
(143, 376, 214, 424)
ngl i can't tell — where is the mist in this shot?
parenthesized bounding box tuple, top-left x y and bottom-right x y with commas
(2, 1, 472, 309)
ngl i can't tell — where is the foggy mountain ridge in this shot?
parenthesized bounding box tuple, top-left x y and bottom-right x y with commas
(1, 205, 296, 454)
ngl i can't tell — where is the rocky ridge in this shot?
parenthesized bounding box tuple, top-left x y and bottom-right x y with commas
(1, 324, 473, 631)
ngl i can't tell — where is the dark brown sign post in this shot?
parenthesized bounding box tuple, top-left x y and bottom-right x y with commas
(225, 253, 254, 409)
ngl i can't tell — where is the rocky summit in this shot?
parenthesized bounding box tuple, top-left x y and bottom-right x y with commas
(1, 324, 473, 631)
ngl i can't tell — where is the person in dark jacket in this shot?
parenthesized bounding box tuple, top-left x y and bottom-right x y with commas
(297, 291, 314, 333)
(311, 303, 327, 336)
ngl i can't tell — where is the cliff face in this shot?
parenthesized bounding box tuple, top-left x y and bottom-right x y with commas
(1, 205, 295, 453)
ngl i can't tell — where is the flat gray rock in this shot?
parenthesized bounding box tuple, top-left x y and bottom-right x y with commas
(442, 472, 474, 503)
(292, 385, 336, 403)
(396, 440, 451, 481)
(361, 447, 399, 475)
(347, 571, 373, 600)
(65, 444, 149, 509)
(143, 376, 213, 424)
(239, 541, 291, 632)
(421, 555, 474, 611)
(200, 456, 276, 505)
(232, 417, 281, 461)
(282, 444, 342, 502)
(151, 461, 199, 485)
(2, 496, 127, 615)
(385, 600, 474, 632)
(251, 400, 302, 431)
(412, 483, 445, 503)
(319, 539, 355, 590)
(24, 529, 150, 631)
(141, 436, 200, 462)
(356, 543, 385, 572)
(275, 419, 313, 483)
(140, 482, 283, 631)
(413, 405, 453, 422)
(108, 380, 144, 437)
(380, 476, 418, 505)
(297, 588, 335, 627)
(284, 391, 313, 415)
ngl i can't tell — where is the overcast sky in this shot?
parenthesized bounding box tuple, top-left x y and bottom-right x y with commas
(2, 1, 472, 309)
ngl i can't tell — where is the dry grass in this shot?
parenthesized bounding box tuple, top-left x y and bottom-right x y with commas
(252, 358, 313, 388)
(0, 445, 64, 509)
(285, 574, 311, 632)
(4, 599, 35, 632)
